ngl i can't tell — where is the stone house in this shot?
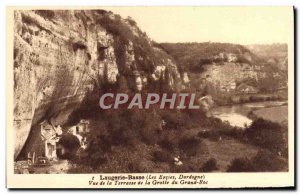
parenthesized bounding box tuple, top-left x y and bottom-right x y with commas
(68, 119, 90, 135)
(27, 121, 62, 163)
(40, 121, 62, 159)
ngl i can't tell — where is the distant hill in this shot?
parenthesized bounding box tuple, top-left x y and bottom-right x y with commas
(246, 44, 288, 71)
(246, 43, 287, 60)
(159, 42, 288, 98)
(159, 42, 262, 73)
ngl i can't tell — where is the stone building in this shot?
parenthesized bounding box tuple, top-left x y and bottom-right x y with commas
(67, 119, 90, 149)
(27, 120, 62, 163)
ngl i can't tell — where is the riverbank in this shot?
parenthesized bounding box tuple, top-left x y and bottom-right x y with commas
(250, 106, 288, 123)
(213, 92, 288, 107)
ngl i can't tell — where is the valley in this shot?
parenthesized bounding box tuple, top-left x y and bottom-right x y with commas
(13, 9, 289, 174)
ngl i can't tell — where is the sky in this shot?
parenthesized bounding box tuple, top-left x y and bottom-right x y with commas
(105, 7, 293, 44)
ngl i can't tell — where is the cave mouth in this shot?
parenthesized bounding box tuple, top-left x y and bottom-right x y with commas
(97, 43, 108, 61)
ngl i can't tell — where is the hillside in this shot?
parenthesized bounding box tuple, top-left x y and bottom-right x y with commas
(246, 43, 288, 71)
(159, 42, 288, 103)
(246, 43, 287, 60)
(159, 42, 261, 73)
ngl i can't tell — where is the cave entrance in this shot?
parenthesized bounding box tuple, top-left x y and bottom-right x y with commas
(97, 43, 108, 61)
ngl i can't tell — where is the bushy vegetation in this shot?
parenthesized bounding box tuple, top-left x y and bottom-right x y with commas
(67, 99, 211, 173)
(200, 158, 218, 172)
(227, 157, 255, 172)
(67, 101, 288, 173)
(227, 150, 287, 172)
(152, 150, 173, 163)
(57, 134, 80, 159)
(198, 117, 287, 157)
(178, 136, 202, 157)
(197, 117, 240, 140)
(244, 118, 287, 156)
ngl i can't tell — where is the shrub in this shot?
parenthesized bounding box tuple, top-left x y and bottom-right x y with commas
(58, 134, 80, 159)
(152, 150, 173, 163)
(120, 128, 140, 146)
(159, 136, 176, 152)
(140, 110, 161, 145)
(247, 110, 258, 120)
(252, 150, 287, 172)
(227, 158, 256, 172)
(197, 119, 241, 140)
(227, 150, 287, 172)
(170, 159, 200, 173)
(160, 110, 191, 130)
(200, 158, 218, 172)
(178, 136, 201, 157)
(103, 109, 140, 146)
(87, 135, 112, 153)
(245, 118, 286, 153)
(76, 134, 112, 168)
(128, 160, 155, 173)
(183, 108, 207, 125)
(197, 130, 211, 139)
(87, 152, 108, 169)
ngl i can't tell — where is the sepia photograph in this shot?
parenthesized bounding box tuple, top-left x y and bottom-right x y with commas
(6, 6, 294, 188)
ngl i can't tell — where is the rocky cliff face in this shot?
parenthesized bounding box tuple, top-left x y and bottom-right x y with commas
(13, 10, 181, 159)
(160, 42, 288, 98)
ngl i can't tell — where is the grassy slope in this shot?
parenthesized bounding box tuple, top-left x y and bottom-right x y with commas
(68, 123, 288, 173)
(254, 106, 288, 123)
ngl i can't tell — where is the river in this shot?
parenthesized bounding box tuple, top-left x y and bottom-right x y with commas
(208, 101, 288, 128)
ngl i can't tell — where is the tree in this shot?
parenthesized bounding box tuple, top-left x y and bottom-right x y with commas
(58, 134, 80, 159)
(200, 158, 218, 172)
(245, 118, 286, 153)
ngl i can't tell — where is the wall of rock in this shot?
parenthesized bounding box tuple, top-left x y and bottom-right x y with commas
(13, 10, 181, 159)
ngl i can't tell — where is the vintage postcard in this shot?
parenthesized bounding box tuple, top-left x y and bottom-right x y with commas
(6, 6, 294, 188)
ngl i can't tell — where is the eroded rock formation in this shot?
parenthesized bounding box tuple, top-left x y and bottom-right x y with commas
(13, 10, 181, 159)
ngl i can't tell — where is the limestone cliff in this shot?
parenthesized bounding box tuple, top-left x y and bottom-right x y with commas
(160, 42, 288, 98)
(13, 10, 181, 159)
